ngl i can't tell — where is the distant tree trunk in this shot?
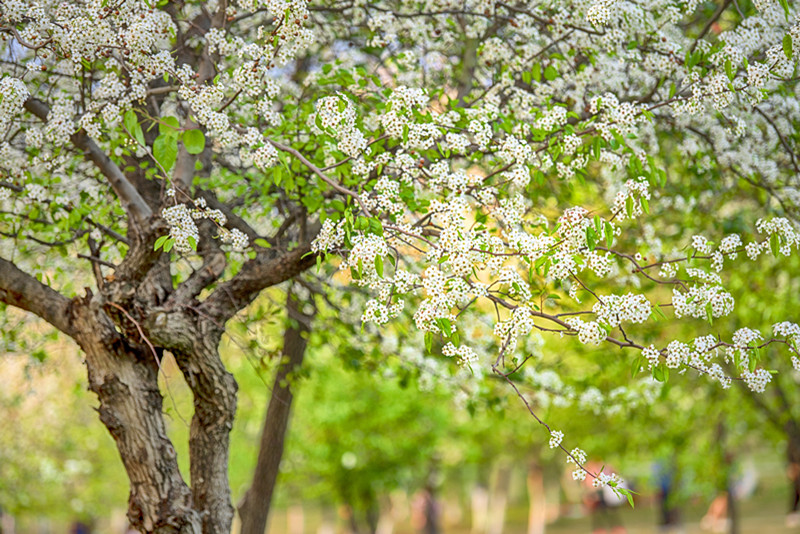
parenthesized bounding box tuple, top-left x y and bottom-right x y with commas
(487, 465, 511, 534)
(786, 423, 800, 515)
(714, 421, 738, 534)
(470, 484, 489, 534)
(526, 461, 545, 534)
(0, 509, 14, 534)
(375, 495, 395, 534)
(726, 484, 739, 534)
(286, 506, 304, 534)
(238, 289, 313, 534)
(365, 500, 380, 534)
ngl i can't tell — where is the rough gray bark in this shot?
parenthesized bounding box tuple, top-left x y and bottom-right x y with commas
(1, 223, 314, 534)
(72, 296, 201, 534)
(238, 289, 313, 534)
(146, 309, 238, 534)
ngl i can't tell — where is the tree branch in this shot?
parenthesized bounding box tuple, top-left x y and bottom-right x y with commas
(0, 256, 74, 336)
(199, 242, 317, 323)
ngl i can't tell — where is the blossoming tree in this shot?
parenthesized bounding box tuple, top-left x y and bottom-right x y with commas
(3, 0, 800, 532)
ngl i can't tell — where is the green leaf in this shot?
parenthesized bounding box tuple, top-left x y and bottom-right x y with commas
(123, 110, 145, 147)
(724, 59, 734, 81)
(778, 0, 790, 19)
(625, 195, 634, 218)
(532, 63, 541, 82)
(425, 331, 433, 354)
(770, 233, 780, 257)
(123, 110, 138, 137)
(159, 116, 180, 137)
(153, 134, 178, 172)
(605, 221, 614, 248)
(254, 238, 272, 248)
(784, 34, 793, 60)
(154, 235, 168, 251)
(438, 317, 452, 338)
(183, 129, 206, 154)
(631, 356, 642, 378)
(187, 235, 197, 251)
(369, 218, 384, 236)
(375, 255, 384, 277)
(586, 227, 597, 250)
(544, 65, 557, 81)
(163, 237, 175, 253)
(641, 196, 649, 214)
(653, 364, 668, 383)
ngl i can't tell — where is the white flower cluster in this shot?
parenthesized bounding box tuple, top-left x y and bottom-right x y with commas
(0, 76, 29, 133)
(310, 94, 368, 158)
(380, 86, 428, 139)
(24, 183, 48, 203)
(773, 321, 800, 339)
(672, 286, 734, 319)
(593, 471, 624, 490)
(218, 227, 249, 251)
(753, 217, 800, 257)
(567, 448, 589, 481)
(162, 204, 200, 253)
(312, 218, 346, 253)
(691, 235, 713, 255)
(361, 298, 404, 326)
(612, 178, 650, 219)
(742, 369, 772, 393)
(593, 293, 651, 327)
(341, 233, 390, 284)
(442, 342, 478, 367)
(665, 341, 690, 368)
(161, 195, 247, 252)
(642, 345, 660, 369)
(587, 0, 618, 26)
(549, 429, 564, 449)
(564, 318, 606, 345)
(251, 144, 279, 171)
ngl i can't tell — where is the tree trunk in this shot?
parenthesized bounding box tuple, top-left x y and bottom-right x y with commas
(143, 307, 238, 534)
(487, 465, 510, 534)
(72, 299, 202, 534)
(470, 485, 489, 534)
(526, 461, 545, 534)
(786, 427, 800, 515)
(238, 290, 313, 534)
(172, 342, 237, 534)
(726, 489, 739, 534)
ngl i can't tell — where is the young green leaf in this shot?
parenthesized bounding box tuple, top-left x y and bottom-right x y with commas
(183, 129, 206, 154)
